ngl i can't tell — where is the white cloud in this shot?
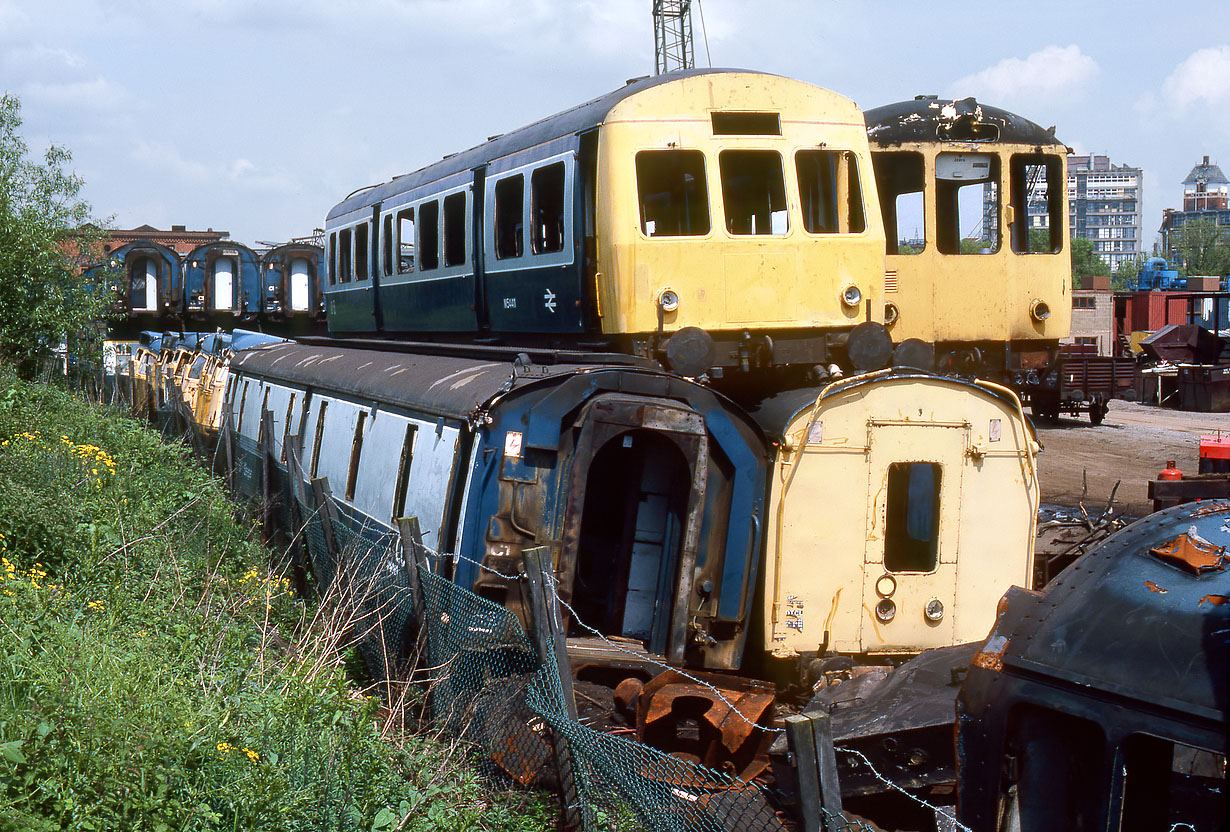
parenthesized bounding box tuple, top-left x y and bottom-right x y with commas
(20, 76, 127, 111)
(948, 45, 1099, 107)
(1163, 46, 1230, 110)
(131, 141, 211, 184)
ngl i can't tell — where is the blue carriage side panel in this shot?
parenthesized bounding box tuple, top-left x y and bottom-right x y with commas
(481, 138, 587, 333)
(109, 240, 182, 318)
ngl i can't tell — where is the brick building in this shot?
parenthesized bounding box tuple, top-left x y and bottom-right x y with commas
(103, 224, 229, 256)
(1063, 275, 1115, 355)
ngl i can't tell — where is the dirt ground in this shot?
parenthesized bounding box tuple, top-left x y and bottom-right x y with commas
(1034, 399, 1227, 517)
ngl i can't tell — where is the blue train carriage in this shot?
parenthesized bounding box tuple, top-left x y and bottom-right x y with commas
(183, 241, 261, 322)
(324, 69, 891, 380)
(103, 240, 183, 328)
(259, 243, 326, 329)
(223, 341, 767, 669)
(957, 500, 1229, 831)
(865, 97, 1071, 381)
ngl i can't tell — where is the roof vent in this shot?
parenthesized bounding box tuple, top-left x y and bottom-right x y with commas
(915, 94, 938, 101)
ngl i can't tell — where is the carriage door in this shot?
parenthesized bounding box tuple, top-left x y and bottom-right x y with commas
(289, 257, 311, 311)
(861, 420, 966, 652)
(213, 256, 235, 310)
(561, 395, 707, 663)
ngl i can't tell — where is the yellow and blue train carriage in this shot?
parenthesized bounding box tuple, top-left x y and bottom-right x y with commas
(324, 69, 888, 378)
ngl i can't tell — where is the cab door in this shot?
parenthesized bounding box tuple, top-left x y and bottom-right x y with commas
(861, 420, 966, 652)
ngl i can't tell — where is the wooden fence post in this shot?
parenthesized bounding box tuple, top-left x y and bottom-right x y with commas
(786, 711, 844, 832)
(395, 516, 428, 619)
(309, 477, 341, 564)
(522, 546, 591, 832)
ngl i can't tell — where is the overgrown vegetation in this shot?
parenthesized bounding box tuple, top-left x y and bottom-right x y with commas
(0, 95, 112, 377)
(0, 369, 551, 831)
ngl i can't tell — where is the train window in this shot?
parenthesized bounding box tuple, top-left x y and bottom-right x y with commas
(345, 411, 367, 501)
(711, 111, 781, 136)
(936, 152, 1000, 255)
(237, 380, 250, 433)
(1010, 154, 1064, 254)
(872, 152, 925, 253)
(419, 201, 440, 271)
(338, 228, 353, 282)
(443, 193, 467, 267)
(354, 223, 369, 281)
(494, 175, 524, 259)
(636, 150, 710, 237)
(397, 208, 415, 274)
(795, 150, 866, 234)
(1118, 734, 1226, 831)
(281, 393, 296, 463)
(310, 400, 328, 479)
(381, 215, 393, 277)
(884, 461, 941, 572)
(328, 233, 337, 284)
(391, 423, 417, 521)
(719, 150, 788, 235)
(531, 163, 566, 254)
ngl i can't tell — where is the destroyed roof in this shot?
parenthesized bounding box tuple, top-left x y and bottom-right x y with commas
(865, 96, 1064, 147)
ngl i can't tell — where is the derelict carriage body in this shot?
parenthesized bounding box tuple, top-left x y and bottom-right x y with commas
(223, 341, 767, 670)
(865, 98, 1071, 380)
(183, 241, 261, 322)
(104, 240, 183, 326)
(258, 243, 326, 325)
(754, 371, 1038, 661)
(323, 69, 885, 376)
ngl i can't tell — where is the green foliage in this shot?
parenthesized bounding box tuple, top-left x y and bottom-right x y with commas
(0, 370, 550, 831)
(1169, 217, 1230, 277)
(1070, 236, 1111, 286)
(1113, 254, 1145, 290)
(0, 95, 111, 378)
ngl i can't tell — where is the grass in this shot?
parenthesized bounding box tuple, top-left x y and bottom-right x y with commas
(0, 367, 553, 831)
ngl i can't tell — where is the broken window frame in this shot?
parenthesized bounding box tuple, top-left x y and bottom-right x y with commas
(883, 461, 942, 573)
(337, 228, 353, 283)
(417, 200, 440, 272)
(795, 148, 867, 236)
(396, 208, 416, 275)
(1010, 153, 1065, 255)
(353, 222, 370, 282)
(872, 151, 926, 254)
(635, 149, 711, 238)
(935, 152, 1001, 255)
(718, 149, 790, 236)
(443, 192, 467, 268)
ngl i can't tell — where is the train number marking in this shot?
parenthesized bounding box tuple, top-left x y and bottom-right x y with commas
(785, 594, 804, 632)
(503, 297, 517, 309)
(543, 288, 556, 313)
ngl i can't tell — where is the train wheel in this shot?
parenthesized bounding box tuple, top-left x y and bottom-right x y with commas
(1089, 403, 1108, 426)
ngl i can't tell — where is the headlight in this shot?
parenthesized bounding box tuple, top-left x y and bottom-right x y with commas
(924, 599, 944, 622)
(875, 598, 896, 622)
(658, 289, 679, 313)
(842, 285, 862, 308)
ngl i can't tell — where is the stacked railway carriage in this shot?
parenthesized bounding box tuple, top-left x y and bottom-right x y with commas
(864, 96, 1071, 388)
(322, 69, 892, 392)
(149, 69, 1056, 823)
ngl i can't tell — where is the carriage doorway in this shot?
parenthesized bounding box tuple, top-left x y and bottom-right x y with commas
(561, 395, 708, 661)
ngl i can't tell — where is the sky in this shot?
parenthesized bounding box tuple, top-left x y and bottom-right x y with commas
(3, 0, 1230, 249)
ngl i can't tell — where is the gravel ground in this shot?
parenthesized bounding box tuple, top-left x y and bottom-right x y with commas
(1033, 399, 1226, 517)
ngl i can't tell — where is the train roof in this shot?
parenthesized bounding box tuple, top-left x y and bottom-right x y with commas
(327, 68, 775, 221)
(746, 369, 1031, 438)
(994, 500, 1230, 725)
(230, 340, 686, 422)
(864, 96, 1065, 148)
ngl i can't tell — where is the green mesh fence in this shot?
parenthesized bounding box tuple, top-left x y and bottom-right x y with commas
(277, 450, 884, 832)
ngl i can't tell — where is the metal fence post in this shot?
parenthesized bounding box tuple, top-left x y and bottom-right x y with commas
(522, 546, 591, 832)
(786, 711, 844, 832)
(259, 408, 275, 545)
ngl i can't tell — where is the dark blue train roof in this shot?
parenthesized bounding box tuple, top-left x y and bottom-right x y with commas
(326, 68, 769, 222)
(995, 500, 1230, 724)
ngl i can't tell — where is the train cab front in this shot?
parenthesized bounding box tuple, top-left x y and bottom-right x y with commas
(594, 72, 890, 383)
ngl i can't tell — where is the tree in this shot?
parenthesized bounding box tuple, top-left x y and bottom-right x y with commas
(1113, 254, 1145, 290)
(1069, 236, 1111, 287)
(0, 94, 110, 377)
(1170, 217, 1230, 277)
